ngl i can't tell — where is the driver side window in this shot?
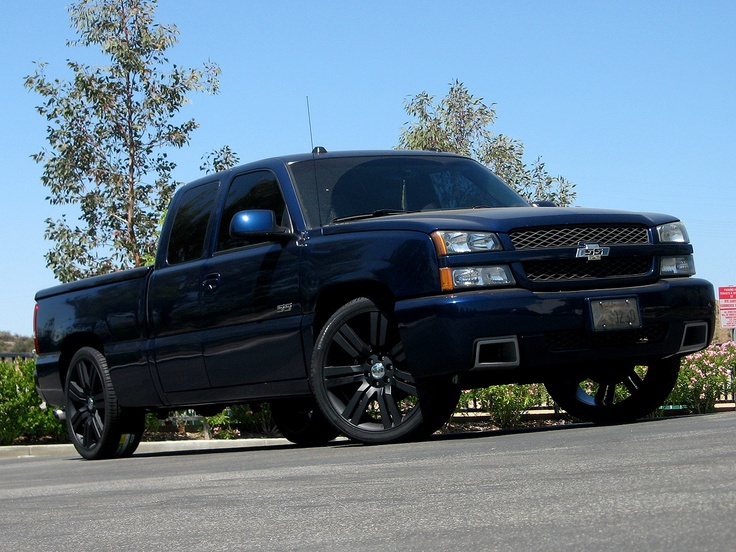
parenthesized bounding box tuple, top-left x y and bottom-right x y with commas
(216, 170, 287, 252)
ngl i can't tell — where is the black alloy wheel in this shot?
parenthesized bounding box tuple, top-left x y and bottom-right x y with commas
(310, 297, 459, 444)
(544, 357, 681, 424)
(65, 347, 144, 460)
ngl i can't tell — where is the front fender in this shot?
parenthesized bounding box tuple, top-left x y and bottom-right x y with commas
(300, 230, 440, 311)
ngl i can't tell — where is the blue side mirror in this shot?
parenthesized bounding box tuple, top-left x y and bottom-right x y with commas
(229, 210, 291, 241)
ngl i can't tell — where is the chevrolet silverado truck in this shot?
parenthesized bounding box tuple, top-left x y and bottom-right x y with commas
(34, 149, 715, 459)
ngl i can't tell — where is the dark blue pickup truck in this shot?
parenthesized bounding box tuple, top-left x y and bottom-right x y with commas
(34, 149, 715, 459)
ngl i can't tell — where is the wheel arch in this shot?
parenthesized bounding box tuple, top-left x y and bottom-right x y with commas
(311, 280, 396, 338)
(58, 333, 105, 390)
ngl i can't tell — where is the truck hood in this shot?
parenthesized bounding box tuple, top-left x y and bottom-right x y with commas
(319, 207, 680, 236)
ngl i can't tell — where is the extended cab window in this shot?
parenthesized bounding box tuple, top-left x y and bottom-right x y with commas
(166, 181, 219, 264)
(216, 170, 287, 251)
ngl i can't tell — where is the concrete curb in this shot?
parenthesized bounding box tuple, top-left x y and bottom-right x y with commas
(0, 437, 291, 459)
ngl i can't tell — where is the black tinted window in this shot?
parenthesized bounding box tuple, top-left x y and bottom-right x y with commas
(167, 181, 219, 264)
(216, 171, 287, 251)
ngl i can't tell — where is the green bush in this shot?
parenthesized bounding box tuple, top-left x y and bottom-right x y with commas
(0, 359, 66, 445)
(457, 383, 547, 429)
(206, 403, 279, 439)
(667, 341, 735, 413)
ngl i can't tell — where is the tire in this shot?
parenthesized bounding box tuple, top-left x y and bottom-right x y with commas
(544, 358, 681, 424)
(270, 399, 339, 445)
(310, 297, 460, 444)
(64, 347, 145, 460)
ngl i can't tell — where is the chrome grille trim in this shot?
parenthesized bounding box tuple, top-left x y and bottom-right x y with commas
(523, 257, 653, 282)
(509, 225, 650, 250)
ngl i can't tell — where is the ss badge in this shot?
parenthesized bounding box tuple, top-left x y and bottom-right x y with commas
(576, 242, 610, 261)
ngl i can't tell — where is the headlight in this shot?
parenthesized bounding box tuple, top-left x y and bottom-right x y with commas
(439, 265, 515, 291)
(431, 231, 503, 255)
(660, 255, 696, 276)
(657, 222, 689, 243)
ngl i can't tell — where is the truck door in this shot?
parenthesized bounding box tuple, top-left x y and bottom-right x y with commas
(148, 180, 219, 395)
(199, 170, 304, 389)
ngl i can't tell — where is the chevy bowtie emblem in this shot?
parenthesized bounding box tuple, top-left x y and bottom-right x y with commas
(576, 242, 610, 261)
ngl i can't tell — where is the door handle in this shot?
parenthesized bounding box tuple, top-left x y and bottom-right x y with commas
(202, 273, 221, 292)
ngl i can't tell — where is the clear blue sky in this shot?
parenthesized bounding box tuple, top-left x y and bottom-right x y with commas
(1, 0, 734, 336)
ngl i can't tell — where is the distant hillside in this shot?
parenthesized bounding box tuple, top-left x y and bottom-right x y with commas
(0, 332, 35, 353)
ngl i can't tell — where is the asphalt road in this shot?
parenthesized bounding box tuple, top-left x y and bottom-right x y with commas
(1, 413, 735, 552)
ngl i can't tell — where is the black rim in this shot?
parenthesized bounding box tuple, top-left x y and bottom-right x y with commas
(547, 360, 680, 423)
(67, 357, 106, 450)
(321, 308, 420, 432)
(570, 365, 648, 408)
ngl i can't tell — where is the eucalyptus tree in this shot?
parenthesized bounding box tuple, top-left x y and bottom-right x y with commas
(398, 80, 575, 206)
(200, 145, 240, 175)
(25, 0, 220, 282)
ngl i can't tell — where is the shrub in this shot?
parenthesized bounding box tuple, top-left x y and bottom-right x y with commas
(458, 383, 547, 429)
(206, 409, 242, 439)
(205, 403, 278, 439)
(668, 342, 735, 413)
(0, 359, 66, 445)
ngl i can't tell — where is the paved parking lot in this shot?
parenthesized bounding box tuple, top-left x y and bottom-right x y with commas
(1, 412, 735, 551)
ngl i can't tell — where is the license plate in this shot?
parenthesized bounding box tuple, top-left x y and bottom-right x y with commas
(590, 297, 641, 331)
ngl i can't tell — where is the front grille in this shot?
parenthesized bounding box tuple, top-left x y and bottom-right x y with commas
(545, 323, 668, 351)
(508, 225, 653, 286)
(509, 225, 649, 250)
(524, 257, 653, 282)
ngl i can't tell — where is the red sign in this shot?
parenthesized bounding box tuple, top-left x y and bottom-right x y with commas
(719, 286, 736, 299)
(718, 286, 736, 328)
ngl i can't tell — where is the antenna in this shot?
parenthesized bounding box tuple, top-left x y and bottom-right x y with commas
(306, 96, 324, 224)
(306, 96, 315, 151)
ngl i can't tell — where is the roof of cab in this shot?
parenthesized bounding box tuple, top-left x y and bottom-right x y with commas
(179, 148, 466, 190)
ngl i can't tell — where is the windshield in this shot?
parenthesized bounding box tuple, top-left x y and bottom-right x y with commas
(288, 154, 529, 228)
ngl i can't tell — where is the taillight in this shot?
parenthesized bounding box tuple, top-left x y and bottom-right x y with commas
(33, 304, 40, 354)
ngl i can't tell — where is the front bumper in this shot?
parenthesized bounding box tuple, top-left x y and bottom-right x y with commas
(394, 278, 715, 383)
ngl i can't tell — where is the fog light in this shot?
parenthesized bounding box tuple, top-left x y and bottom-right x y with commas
(660, 255, 695, 276)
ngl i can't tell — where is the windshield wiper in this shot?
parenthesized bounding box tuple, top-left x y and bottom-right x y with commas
(331, 209, 416, 223)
